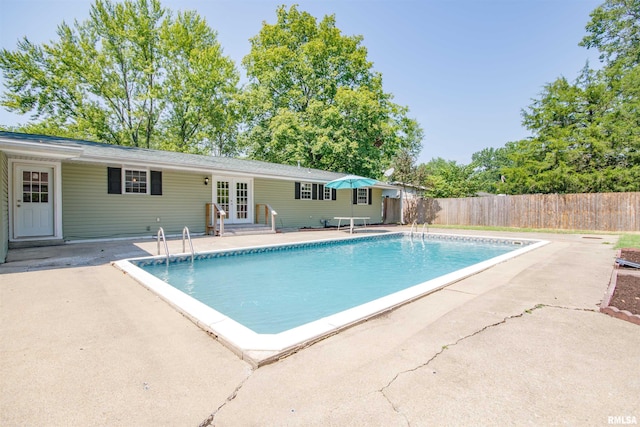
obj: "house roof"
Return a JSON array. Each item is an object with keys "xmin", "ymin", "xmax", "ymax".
[{"xmin": 0, "ymin": 131, "xmax": 389, "ymax": 185}]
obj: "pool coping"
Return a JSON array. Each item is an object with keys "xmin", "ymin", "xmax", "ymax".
[{"xmin": 113, "ymin": 232, "xmax": 549, "ymax": 367}]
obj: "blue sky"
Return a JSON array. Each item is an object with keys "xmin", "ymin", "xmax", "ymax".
[{"xmin": 0, "ymin": 0, "xmax": 603, "ymax": 164}]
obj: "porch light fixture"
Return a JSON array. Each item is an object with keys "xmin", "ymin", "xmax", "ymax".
[{"xmin": 204, "ymin": 177, "xmax": 209, "ymax": 185}]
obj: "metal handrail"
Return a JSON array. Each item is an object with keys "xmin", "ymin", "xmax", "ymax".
[
  {"xmin": 182, "ymin": 226, "xmax": 194, "ymax": 262},
  {"xmin": 255, "ymin": 203, "xmax": 278, "ymax": 233},
  {"xmin": 409, "ymin": 220, "xmax": 417, "ymax": 239},
  {"xmin": 157, "ymin": 227, "xmax": 170, "ymax": 266},
  {"xmin": 421, "ymin": 222, "xmax": 429, "ymax": 239}
]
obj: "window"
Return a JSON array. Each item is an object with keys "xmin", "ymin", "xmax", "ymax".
[
  {"xmin": 300, "ymin": 182, "xmax": 312, "ymax": 200},
  {"xmin": 357, "ymin": 188, "xmax": 369, "ymax": 204},
  {"xmin": 323, "ymin": 186, "xmax": 332, "ymax": 201},
  {"xmin": 125, "ymin": 169, "xmax": 147, "ymax": 194},
  {"xmin": 108, "ymin": 167, "xmax": 162, "ymax": 195},
  {"xmin": 295, "ymin": 182, "xmax": 335, "ymax": 200}
]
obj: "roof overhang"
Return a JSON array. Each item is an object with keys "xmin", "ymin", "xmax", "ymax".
[
  {"xmin": 0, "ymin": 138, "xmax": 84, "ymax": 159},
  {"xmin": 70, "ymin": 153, "xmax": 332, "ymax": 182},
  {"xmin": 0, "ymin": 134, "xmax": 397, "ymax": 187}
]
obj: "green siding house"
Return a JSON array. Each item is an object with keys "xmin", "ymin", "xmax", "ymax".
[{"xmin": 0, "ymin": 131, "xmax": 394, "ymax": 263}]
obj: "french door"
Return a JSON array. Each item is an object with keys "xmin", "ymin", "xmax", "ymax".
[{"xmin": 214, "ymin": 178, "xmax": 252, "ymax": 224}]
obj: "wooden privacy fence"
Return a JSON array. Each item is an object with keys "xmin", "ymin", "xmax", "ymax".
[{"xmin": 406, "ymin": 192, "xmax": 639, "ymax": 232}]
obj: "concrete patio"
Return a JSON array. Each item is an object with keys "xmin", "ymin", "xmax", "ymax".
[{"xmin": 1, "ymin": 228, "xmax": 638, "ymax": 426}]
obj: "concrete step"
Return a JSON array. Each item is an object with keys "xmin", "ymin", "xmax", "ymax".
[{"xmin": 221, "ymin": 224, "xmax": 276, "ymax": 236}]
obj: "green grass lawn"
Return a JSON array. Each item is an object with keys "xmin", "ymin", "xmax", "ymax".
[
  {"xmin": 427, "ymin": 224, "xmax": 601, "ymax": 235},
  {"xmin": 616, "ymin": 234, "xmax": 640, "ymax": 249},
  {"xmin": 425, "ymin": 224, "xmax": 640, "ymax": 249}
]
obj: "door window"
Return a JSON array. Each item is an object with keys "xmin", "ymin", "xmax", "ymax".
[
  {"xmin": 236, "ymin": 182, "xmax": 248, "ymax": 220},
  {"xmin": 217, "ymin": 181, "xmax": 230, "ymax": 213},
  {"xmin": 22, "ymin": 171, "xmax": 49, "ymax": 203}
]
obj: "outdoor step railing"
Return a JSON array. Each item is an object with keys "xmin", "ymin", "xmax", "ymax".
[
  {"xmin": 255, "ymin": 203, "xmax": 278, "ymax": 233},
  {"xmin": 205, "ymin": 202, "xmax": 226, "ymax": 236}
]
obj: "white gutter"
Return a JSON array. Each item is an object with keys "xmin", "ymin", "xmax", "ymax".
[
  {"xmin": 0, "ymin": 139, "xmax": 84, "ymax": 159},
  {"xmin": 0, "ymin": 137, "xmax": 396, "ymax": 187}
]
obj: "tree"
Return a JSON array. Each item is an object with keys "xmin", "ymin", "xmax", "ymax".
[
  {"xmin": 158, "ymin": 10, "xmax": 239, "ymax": 154},
  {"xmin": 0, "ymin": 0, "xmax": 239, "ymax": 153},
  {"xmin": 580, "ymin": 0, "xmax": 640, "ymax": 69},
  {"xmin": 387, "ymin": 148, "xmax": 424, "ymax": 198},
  {"xmin": 239, "ymin": 5, "xmax": 422, "ymax": 177},
  {"xmin": 458, "ymin": 0, "xmax": 640, "ymax": 195},
  {"xmin": 470, "ymin": 145, "xmax": 513, "ymax": 194},
  {"xmin": 500, "ymin": 69, "xmax": 604, "ymax": 194},
  {"xmin": 417, "ymin": 158, "xmax": 479, "ymax": 198},
  {"xmin": 389, "ymin": 149, "xmax": 418, "ymax": 185}
]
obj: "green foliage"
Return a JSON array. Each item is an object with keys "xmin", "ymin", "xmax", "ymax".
[
  {"xmin": 239, "ymin": 5, "xmax": 422, "ymax": 177},
  {"xmin": 0, "ymin": 0, "xmax": 239, "ymax": 153},
  {"xmin": 498, "ymin": 60, "xmax": 640, "ymax": 194},
  {"xmin": 158, "ymin": 10, "xmax": 239, "ymax": 155},
  {"xmin": 418, "ymin": 158, "xmax": 479, "ymax": 198},
  {"xmin": 389, "ymin": 149, "xmax": 418, "ymax": 185},
  {"xmin": 470, "ymin": 145, "xmax": 513, "ymax": 193},
  {"xmin": 580, "ymin": 0, "xmax": 640, "ymax": 69},
  {"xmin": 486, "ymin": 0, "xmax": 640, "ymax": 195}
]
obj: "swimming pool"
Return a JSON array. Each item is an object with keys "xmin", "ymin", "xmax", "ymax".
[{"xmin": 115, "ymin": 232, "xmax": 547, "ymax": 365}]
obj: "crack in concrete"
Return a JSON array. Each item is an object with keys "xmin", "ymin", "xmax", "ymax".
[
  {"xmin": 198, "ymin": 369, "xmax": 253, "ymax": 427},
  {"xmin": 197, "ymin": 304, "xmax": 598, "ymax": 426},
  {"xmin": 377, "ymin": 303, "xmax": 555, "ymax": 424},
  {"xmin": 544, "ymin": 303, "xmax": 600, "ymax": 313}
]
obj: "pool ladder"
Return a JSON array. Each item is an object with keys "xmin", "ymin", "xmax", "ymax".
[
  {"xmin": 409, "ymin": 221, "xmax": 429, "ymax": 240},
  {"xmin": 157, "ymin": 226, "xmax": 195, "ymax": 265},
  {"xmin": 182, "ymin": 226, "xmax": 194, "ymax": 262}
]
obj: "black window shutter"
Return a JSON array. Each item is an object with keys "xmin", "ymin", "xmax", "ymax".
[
  {"xmin": 107, "ymin": 167, "xmax": 122, "ymax": 194},
  {"xmin": 332, "ymin": 189, "xmax": 337, "ymax": 201},
  {"xmin": 368, "ymin": 188, "xmax": 373, "ymax": 205},
  {"xmin": 151, "ymin": 171, "xmax": 162, "ymax": 195},
  {"xmin": 294, "ymin": 182, "xmax": 301, "ymax": 199},
  {"xmin": 312, "ymin": 184, "xmax": 318, "ymax": 200},
  {"xmin": 352, "ymin": 188, "xmax": 357, "ymax": 204},
  {"xmin": 318, "ymin": 184, "xmax": 325, "ymax": 200}
]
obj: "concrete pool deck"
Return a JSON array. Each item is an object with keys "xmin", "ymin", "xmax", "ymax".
[{"xmin": 1, "ymin": 228, "xmax": 639, "ymax": 425}]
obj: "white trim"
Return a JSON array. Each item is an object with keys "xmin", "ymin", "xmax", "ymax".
[
  {"xmin": 299, "ymin": 182, "xmax": 312, "ymax": 200},
  {"xmin": 0, "ymin": 138, "xmax": 83, "ymax": 159},
  {"xmin": 8, "ymin": 159, "xmax": 63, "ymax": 241},
  {"xmin": 122, "ymin": 166, "xmax": 150, "ymax": 195},
  {"xmin": 213, "ymin": 176, "xmax": 254, "ymax": 224},
  {"xmin": 323, "ymin": 186, "xmax": 332, "ymax": 201},
  {"xmin": 356, "ymin": 188, "xmax": 369, "ymax": 205}
]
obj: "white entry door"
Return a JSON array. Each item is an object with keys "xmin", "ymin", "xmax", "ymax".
[
  {"xmin": 13, "ymin": 165, "xmax": 55, "ymax": 238},
  {"xmin": 215, "ymin": 178, "xmax": 252, "ymax": 224}
]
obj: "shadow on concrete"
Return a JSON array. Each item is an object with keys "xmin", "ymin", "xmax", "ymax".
[{"xmin": 0, "ymin": 240, "xmax": 153, "ymax": 274}]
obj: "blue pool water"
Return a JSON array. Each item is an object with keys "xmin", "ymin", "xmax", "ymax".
[{"xmin": 140, "ymin": 235, "xmax": 520, "ymax": 334}]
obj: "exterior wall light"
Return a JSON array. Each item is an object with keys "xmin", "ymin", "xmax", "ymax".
[{"xmin": 204, "ymin": 177, "xmax": 209, "ymax": 185}]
